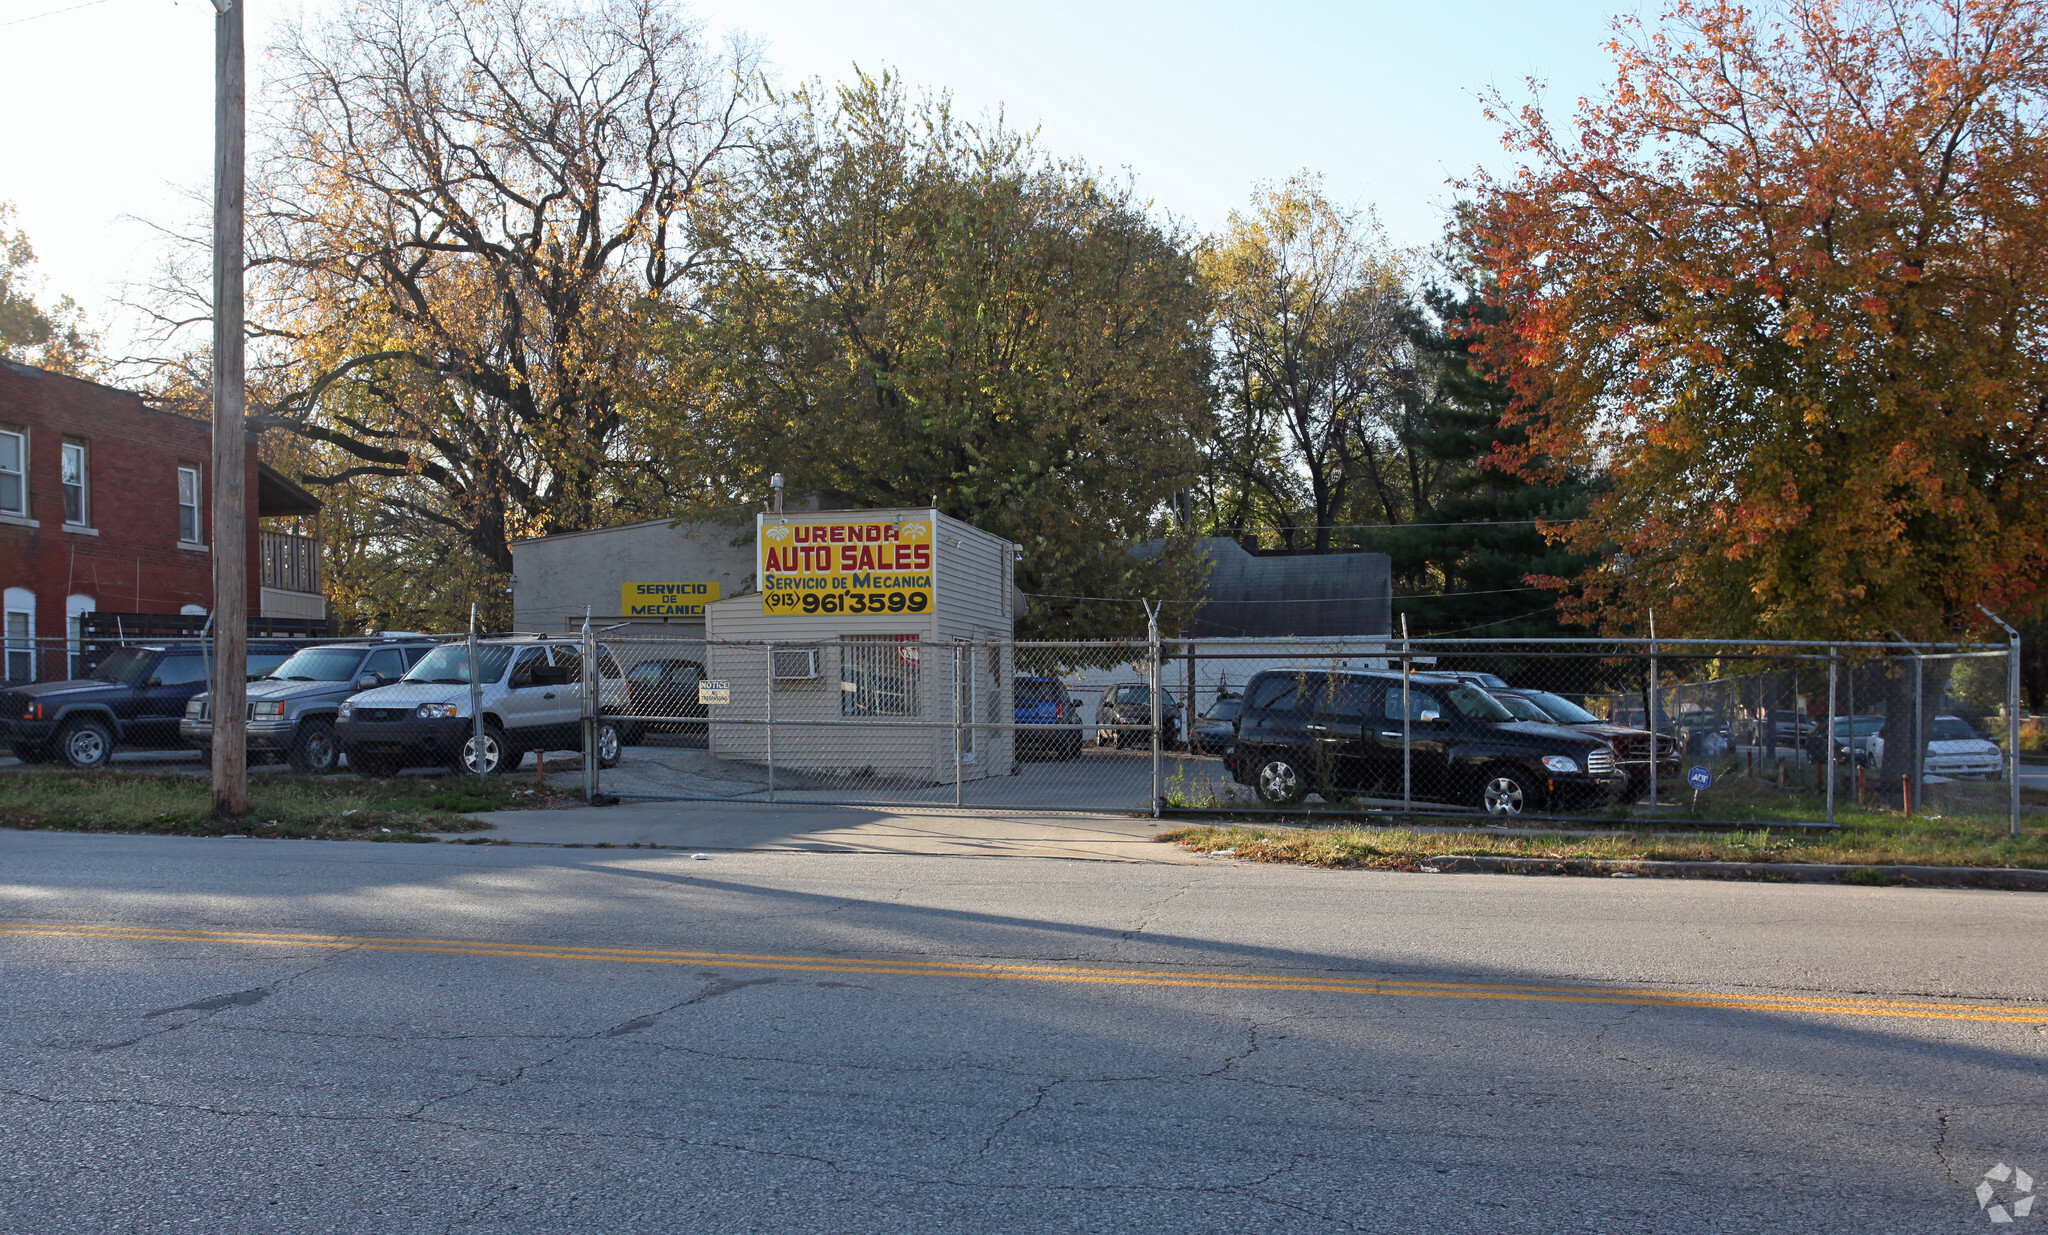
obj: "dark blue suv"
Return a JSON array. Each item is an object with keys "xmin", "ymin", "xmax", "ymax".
[{"xmin": 1, "ymin": 641, "xmax": 297, "ymax": 769}]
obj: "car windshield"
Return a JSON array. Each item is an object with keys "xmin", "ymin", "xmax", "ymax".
[
  {"xmin": 1016, "ymin": 679, "xmax": 1066, "ymax": 704},
  {"xmin": 1446, "ymin": 685, "xmax": 1514, "ymax": 722},
  {"xmin": 627, "ymin": 661, "xmax": 669, "ymax": 685},
  {"xmin": 90, "ymin": 647, "xmax": 158, "ymax": 685},
  {"xmin": 1526, "ymin": 691, "xmax": 1601, "ymax": 725},
  {"xmin": 1497, "ymin": 695, "xmax": 1555, "ymax": 723},
  {"xmin": 1834, "ymin": 716, "xmax": 1886, "ymax": 736},
  {"xmin": 1933, "ymin": 717, "xmax": 1979, "ymax": 742},
  {"xmin": 266, "ymin": 647, "xmax": 364, "ymax": 682},
  {"xmin": 404, "ymin": 643, "xmax": 515, "ymax": 685},
  {"xmin": 1120, "ymin": 686, "xmax": 1179, "ymax": 706},
  {"xmin": 1204, "ymin": 699, "xmax": 1241, "ymax": 721}
]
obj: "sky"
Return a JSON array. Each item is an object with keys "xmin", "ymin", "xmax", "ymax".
[{"xmin": 0, "ymin": 0, "xmax": 1631, "ymax": 336}]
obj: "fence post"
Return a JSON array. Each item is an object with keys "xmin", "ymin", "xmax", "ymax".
[
  {"xmin": 954, "ymin": 643, "xmax": 964, "ymax": 808},
  {"xmin": 1148, "ymin": 603, "xmax": 1162, "ymax": 819},
  {"xmin": 1401, "ymin": 616, "xmax": 1412, "ymax": 820},
  {"xmin": 1647, "ymin": 610, "xmax": 1659, "ymax": 810},
  {"xmin": 580, "ymin": 609, "xmax": 597, "ymax": 805},
  {"xmin": 1826, "ymin": 646, "xmax": 1837, "ymax": 825},
  {"xmin": 765, "ymin": 640, "xmax": 776, "ymax": 805},
  {"xmin": 1913, "ymin": 643, "xmax": 1924, "ymax": 815},
  {"xmin": 468, "ymin": 605, "xmax": 484, "ymax": 784},
  {"xmin": 1845, "ymin": 655, "xmax": 1856, "ymax": 801},
  {"xmin": 1981, "ymin": 606, "xmax": 2024, "ymax": 839}
]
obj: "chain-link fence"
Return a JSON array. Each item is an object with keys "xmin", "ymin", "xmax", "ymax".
[{"xmin": 2, "ymin": 625, "xmax": 2029, "ymax": 835}]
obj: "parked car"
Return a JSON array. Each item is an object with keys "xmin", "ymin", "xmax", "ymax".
[
  {"xmin": 1094, "ymin": 682, "xmax": 1181, "ymax": 749},
  {"xmin": 181, "ymin": 637, "xmax": 440, "ymax": 772},
  {"xmin": 1225, "ymin": 669, "xmax": 1623, "ymax": 815},
  {"xmin": 335, "ymin": 636, "xmax": 627, "ymax": 776},
  {"xmin": 1189, "ymin": 694, "xmax": 1243, "ymax": 756},
  {"xmin": 1868, "ymin": 715, "xmax": 2006, "ymax": 778},
  {"xmin": 1675, "ymin": 709, "xmax": 1731, "ymax": 757},
  {"xmin": 1014, "ymin": 676, "xmax": 1082, "ymax": 761},
  {"xmin": 620, "ymin": 657, "xmax": 708, "ymax": 744},
  {"xmin": 0, "ymin": 641, "xmax": 297, "ymax": 769},
  {"xmin": 1489, "ymin": 687, "xmax": 1680, "ymax": 802},
  {"xmin": 1429, "ymin": 669, "xmax": 1511, "ymax": 690},
  {"xmin": 1819, "ymin": 714, "xmax": 1887, "ymax": 766},
  {"xmin": 1733, "ymin": 708, "xmax": 1816, "ymax": 749}
]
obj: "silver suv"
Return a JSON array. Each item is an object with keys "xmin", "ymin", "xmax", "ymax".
[
  {"xmin": 334, "ymin": 636, "xmax": 627, "ymax": 777},
  {"xmin": 182, "ymin": 638, "xmax": 440, "ymax": 772}
]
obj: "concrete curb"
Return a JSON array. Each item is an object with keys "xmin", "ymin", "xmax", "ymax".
[{"xmin": 1414, "ymin": 854, "xmax": 2048, "ymax": 890}]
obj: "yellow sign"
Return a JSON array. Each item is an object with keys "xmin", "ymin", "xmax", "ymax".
[
  {"xmin": 760, "ymin": 517, "xmax": 934, "ymax": 616},
  {"xmin": 621, "ymin": 581, "xmax": 722, "ymax": 619}
]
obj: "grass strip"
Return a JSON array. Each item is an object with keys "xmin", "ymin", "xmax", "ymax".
[
  {"xmin": 1160, "ymin": 777, "xmax": 2048, "ymax": 874},
  {"xmin": 0, "ymin": 770, "xmax": 576, "ymax": 840}
]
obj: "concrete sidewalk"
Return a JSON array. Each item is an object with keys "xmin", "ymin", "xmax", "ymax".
[{"xmin": 466, "ymin": 799, "xmax": 1204, "ymax": 862}]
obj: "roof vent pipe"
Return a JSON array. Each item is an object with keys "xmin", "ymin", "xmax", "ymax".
[{"xmin": 770, "ymin": 473, "xmax": 784, "ymax": 515}]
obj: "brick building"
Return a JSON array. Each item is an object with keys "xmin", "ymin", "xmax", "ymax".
[{"xmin": 0, "ymin": 359, "xmax": 325, "ymax": 683}]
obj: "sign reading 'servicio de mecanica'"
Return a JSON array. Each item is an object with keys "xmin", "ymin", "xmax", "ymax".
[
  {"xmin": 621, "ymin": 581, "xmax": 722, "ymax": 618},
  {"xmin": 759, "ymin": 516, "xmax": 933, "ymax": 616}
]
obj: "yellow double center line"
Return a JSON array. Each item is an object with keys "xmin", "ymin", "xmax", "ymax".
[{"xmin": 2, "ymin": 921, "xmax": 2043, "ymax": 1025}]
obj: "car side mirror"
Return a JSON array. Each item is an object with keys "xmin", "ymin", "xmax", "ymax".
[
  {"xmin": 357, "ymin": 675, "xmax": 381, "ymax": 691},
  {"xmin": 1419, "ymin": 710, "xmax": 1442, "ymax": 724},
  {"xmin": 143, "ymin": 677, "xmax": 162, "ymax": 689}
]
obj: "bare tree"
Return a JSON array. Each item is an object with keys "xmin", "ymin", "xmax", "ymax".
[
  {"xmin": 1199, "ymin": 175, "xmax": 1415, "ymax": 551},
  {"xmin": 137, "ymin": 0, "xmax": 756, "ymax": 593}
]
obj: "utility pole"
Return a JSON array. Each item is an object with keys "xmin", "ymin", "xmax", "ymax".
[{"xmin": 209, "ymin": 0, "xmax": 248, "ymax": 818}]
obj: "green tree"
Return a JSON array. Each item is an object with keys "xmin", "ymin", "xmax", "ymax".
[
  {"xmin": 654, "ymin": 73, "xmax": 1212, "ymax": 636},
  {"xmin": 0, "ymin": 203, "xmax": 92, "ymax": 374}
]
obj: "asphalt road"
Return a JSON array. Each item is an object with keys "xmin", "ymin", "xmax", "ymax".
[{"xmin": 3, "ymin": 831, "xmax": 2046, "ymax": 1233}]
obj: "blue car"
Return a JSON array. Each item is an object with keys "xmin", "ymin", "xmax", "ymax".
[{"xmin": 1014, "ymin": 676, "xmax": 1082, "ymax": 761}]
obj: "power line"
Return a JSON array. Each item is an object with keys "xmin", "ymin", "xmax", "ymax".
[
  {"xmin": 1220, "ymin": 518, "xmax": 1585, "ymax": 533},
  {"xmin": 0, "ymin": 0, "xmax": 111, "ymax": 28},
  {"xmin": 1023, "ymin": 584, "xmax": 1557, "ymax": 606}
]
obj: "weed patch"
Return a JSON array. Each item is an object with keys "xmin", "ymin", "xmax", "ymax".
[{"xmin": 0, "ymin": 770, "xmax": 573, "ymax": 841}]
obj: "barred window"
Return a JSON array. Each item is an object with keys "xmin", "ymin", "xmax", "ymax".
[{"xmin": 841, "ymin": 634, "xmax": 920, "ymax": 716}]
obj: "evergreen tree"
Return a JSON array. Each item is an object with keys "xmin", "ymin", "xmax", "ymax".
[{"xmin": 1384, "ymin": 283, "xmax": 1594, "ymax": 638}]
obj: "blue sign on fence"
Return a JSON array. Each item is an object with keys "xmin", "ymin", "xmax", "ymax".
[{"xmin": 1687, "ymin": 765, "xmax": 1713, "ymax": 791}]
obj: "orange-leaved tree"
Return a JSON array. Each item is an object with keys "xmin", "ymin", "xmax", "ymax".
[{"xmin": 1469, "ymin": 0, "xmax": 2048, "ymax": 644}]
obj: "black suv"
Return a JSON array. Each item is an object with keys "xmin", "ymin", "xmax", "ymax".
[
  {"xmin": 1225, "ymin": 669, "xmax": 1624, "ymax": 816},
  {"xmin": 0, "ymin": 641, "xmax": 297, "ymax": 769}
]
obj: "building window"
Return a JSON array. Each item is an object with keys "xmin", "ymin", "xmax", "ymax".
[
  {"xmin": 841, "ymin": 634, "xmax": 920, "ymax": 717},
  {"xmin": 0, "ymin": 428, "xmax": 24, "ymax": 517},
  {"xmin": 177, "ymin": 465, "xmax": 202, "ymax": 544},
  {"xmin": 3, "ymin": 587, "xmax": 33, "ymax": 683},
  {"xmin": 61, "ymin": 440, "xmax": 87, "ymax": 525},
  {"xmin": 66, "ymin": 594, "xmax": 93, "ymax": 679}
]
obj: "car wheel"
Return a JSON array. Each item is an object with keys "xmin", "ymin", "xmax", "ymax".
[
  {"xmin": 349, "ymin": 750, "xmax": 404, "ymax": 778},
  {"xmin": 1061, "ymin": 732, "xmax": 1082, "ymax": 761},
  {"xmin": 461, "ymin": 724, "xmax": 510, "ymax": 776},
  {"xmin": 1254, "ymin": 754, "xmax": 1308, "ymax": 805},
  {"xmin": 1479, "ymin": 766, "xmax": 1540, "ymax": 817},
  {"xmin": 289, "ymin": 719, "xmax": 342, "ymax": 774},
  {"xmin": 56, "ymin": 717, "xmax": 114, "ymax": 770},
  {"xmin": 620, "ymin": 721, "xmax": 644, "ymax": 746},
  {"xmin": 596, "ymin": 720, "xmax": 623, "ymax": 769}
]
